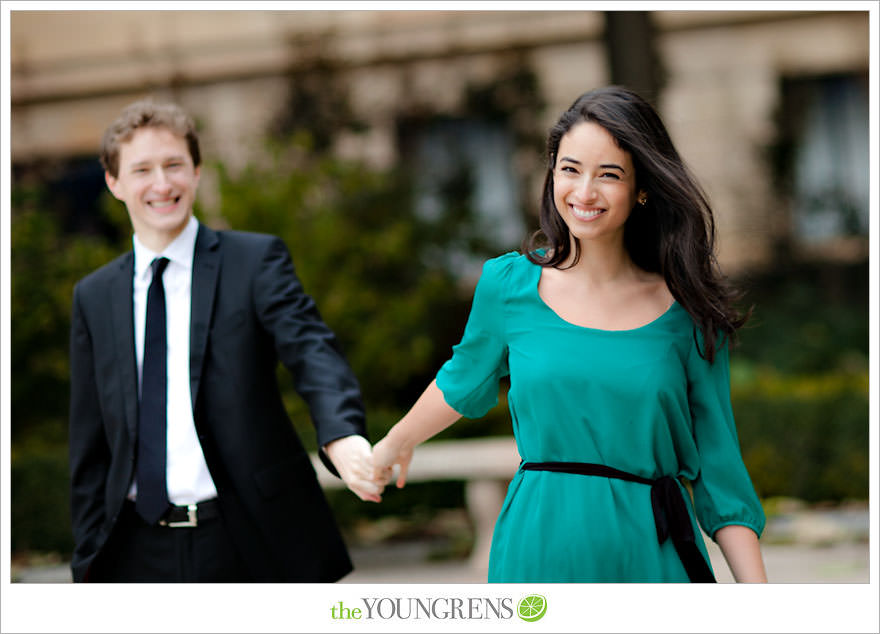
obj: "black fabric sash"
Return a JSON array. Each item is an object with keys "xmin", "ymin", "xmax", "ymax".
[{"xmin": 521, "ymin": 461, "xmax": 716, "ymax": 583}]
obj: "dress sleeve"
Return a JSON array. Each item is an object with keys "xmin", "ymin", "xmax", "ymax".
[
  {"xmin": 687, "ymin": 334, "xmax": 766, "ymax": 540},
  {"xmin": 435, "ymin": 254, "xmax": 513, "ymax": 419}
]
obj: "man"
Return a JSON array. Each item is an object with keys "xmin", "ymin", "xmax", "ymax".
[{"xmin": 68, "ymin": 100, "xmax": 380, "ymax": 582}]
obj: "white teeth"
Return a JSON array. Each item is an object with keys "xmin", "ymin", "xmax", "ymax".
[
  {"xmin": 572, "ymin": 207, "xmax": 604, "ymax": 220},
  {"xmin": 149, "ymin": 200, "xmax": 175, "ymax": 208}
]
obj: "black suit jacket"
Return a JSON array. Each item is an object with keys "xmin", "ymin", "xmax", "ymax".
[{"xmin": 68, "ymin": 224, "xmax": 366, "ymax": 582}]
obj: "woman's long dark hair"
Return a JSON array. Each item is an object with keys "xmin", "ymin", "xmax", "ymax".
[{"xmin": 525, "ymin": 86, "xmax": 750, "ymax": 362}]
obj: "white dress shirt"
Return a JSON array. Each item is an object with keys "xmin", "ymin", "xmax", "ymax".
[{"xmin": 129, "ymin": 215, "xmax": 218, "ymax": 505}]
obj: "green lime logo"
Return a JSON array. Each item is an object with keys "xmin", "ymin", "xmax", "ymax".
[{"xmin": 517, "ymin": 594, "xmax": 547, "ymax": 622}]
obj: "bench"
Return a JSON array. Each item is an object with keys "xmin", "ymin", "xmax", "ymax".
[{"xmin": 310, "ymin": 436, "xmax": 521, "ymax": 572}]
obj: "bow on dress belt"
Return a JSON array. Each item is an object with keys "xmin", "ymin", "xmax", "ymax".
[{"xmin": 520, "ymin": 461, "xmax": 716, "ymax": 583}]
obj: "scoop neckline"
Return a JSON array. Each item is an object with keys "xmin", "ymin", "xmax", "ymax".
[{"xmin": 530, "ymin": 258, "xmax": 680, "ymax": 333}]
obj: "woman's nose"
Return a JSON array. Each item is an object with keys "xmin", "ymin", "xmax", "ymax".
[{"xmin": 574, "ymin": 176, "xmax": 597, "ymax": 201}]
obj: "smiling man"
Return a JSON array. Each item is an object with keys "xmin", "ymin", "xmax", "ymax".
[{"xmin": 68, "ymin": 100, "xmax": 380, "ymax": 582}]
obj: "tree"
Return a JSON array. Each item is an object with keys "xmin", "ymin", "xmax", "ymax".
[{"xmin": 214, "ymin": 135, "xmax": 494, "ymax": 436}]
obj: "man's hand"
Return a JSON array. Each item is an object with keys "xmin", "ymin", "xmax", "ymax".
[{"xmin": 324, "ymin": 435, "xmax": 383, "ymax": 503}]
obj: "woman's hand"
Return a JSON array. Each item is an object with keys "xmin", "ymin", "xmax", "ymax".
[
  {"xmin": 372, "ymin": 430, "xmax": 414, "ymax": 491},
  {"xmin": 370, "ymin": 380, "xmax": 463, "ymax": 498}
]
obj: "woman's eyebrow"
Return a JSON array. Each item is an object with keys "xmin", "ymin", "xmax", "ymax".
[{"xmin": 558, "ymin": 157, "xmax": 627, "ymax": 174}]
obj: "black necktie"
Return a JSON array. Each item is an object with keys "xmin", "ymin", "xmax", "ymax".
[{"xmin": 136, "ymin": 256, "xmax": 171, "ymax": 524}]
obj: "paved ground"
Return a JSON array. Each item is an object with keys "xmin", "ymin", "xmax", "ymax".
[
  {"xmin": 9, "ymin": 540, "xmax": 871, "ymax": 584},
  {"xmin": 11, "ymin": 505, "xmax": 871, "ymax": 584},
  {"xmin": 340, "ymin": 540, "xmax": 871, "ymax": 584}
]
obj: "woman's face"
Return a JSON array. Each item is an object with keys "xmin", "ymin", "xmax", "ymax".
[{"xmin": 552, "ymin": 120, "xmax": 642, "ymax": 247}]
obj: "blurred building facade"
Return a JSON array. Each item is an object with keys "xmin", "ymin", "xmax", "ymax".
[{"xmin": 10, "ymin": 9, "xmax": 870, "ymax": 273}]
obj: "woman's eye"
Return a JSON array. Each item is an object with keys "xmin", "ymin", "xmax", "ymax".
[{"xmin": 600, "ymin": 172, "xmax": 621, "ymax": 180}]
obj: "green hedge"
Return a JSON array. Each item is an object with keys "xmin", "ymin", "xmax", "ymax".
[
  {"xmin": 11, "ymin": 438, "xmax": 74, "ymax": 555},
  {"xmin": 731, "ymin": 367, "xmax": 868, "ymax": 502},
  {"xmin": 11, "ymin": 367, "xmax": 868, "ymax": 557}
]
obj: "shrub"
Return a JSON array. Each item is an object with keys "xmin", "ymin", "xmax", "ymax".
[
  {"xmin": 731, "ymin": 367, "xmax": 868, "ymax": 502},
  {"xmin": 11, "ymin": 440, "xmax": 74, "ymax": 555}
]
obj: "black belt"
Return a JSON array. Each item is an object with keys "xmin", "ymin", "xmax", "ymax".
[
  {"xmin": 127, "ymin": 498, "xmax": 221, "ymax": 528},
  {"xmin": 521, "ymin": 461, "xmax": 715, "ymax": 583}
]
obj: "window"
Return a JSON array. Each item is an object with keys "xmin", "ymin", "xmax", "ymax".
[
  {"xmin": 403, "ymin": 117, "xmax": 525, "ymax": 278},
  {"xmin": 782, "ymin": 74, "xmax": 869, "ymax": 244}
]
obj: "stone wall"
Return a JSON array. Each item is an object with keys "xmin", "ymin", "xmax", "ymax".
[{"xmin": 10, "ymin": 9, "xmax": 870, "ymax": 271}]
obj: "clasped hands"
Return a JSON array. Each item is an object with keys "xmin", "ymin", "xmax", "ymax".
[{"xmin": 323, "ymin": 433, "xmax": 411, "ymax": 503}]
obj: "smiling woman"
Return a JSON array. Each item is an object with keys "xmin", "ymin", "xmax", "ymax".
[
  {"xmin": 527, "ymin": 87, "xmax": 748, "ymax": 360},
  {"xmin": 539, "ymin": 119, "xmax": 667, "ymax": 331},
  {"xmin": 371, "ymin": 86, "xmax": 768, "ymax": 584},
  {"xmin": 552, "ymin": 121, "xmax": 640, "ymax": 242}
]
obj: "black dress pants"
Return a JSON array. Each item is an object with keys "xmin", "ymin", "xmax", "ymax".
[{"xmin": 89, "ymin": 501, "xmax": 250, "ymax": 582}]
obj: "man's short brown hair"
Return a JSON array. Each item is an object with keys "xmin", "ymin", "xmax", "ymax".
[{"xmin": 100, "ymin": 100, "xmax": 201, "ymax": 177}]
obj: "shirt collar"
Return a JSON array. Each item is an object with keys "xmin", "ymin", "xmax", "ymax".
[{"xmin": 133, "ymin": 215, "xmax": 200, "ymax": 279}]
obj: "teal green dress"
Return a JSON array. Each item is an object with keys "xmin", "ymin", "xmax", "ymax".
[{"xmin": 435, "ymin": 252, "xmax": 765, "ymax": 583}]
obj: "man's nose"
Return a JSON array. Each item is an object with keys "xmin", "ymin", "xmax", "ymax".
[{"xmin": 153, "ymin": 169, "xmax": 171, "ymax": 189}]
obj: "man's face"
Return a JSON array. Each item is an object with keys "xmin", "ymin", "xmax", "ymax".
[{"xmin": 105, "ymin": 126, "xmax": 200, "ymax": 251}]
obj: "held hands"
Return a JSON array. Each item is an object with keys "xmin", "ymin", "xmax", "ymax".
[
  {"xmin": 323, "ymin": 431, "xmax": 412, "ymax": 503},
  {"xmin": 370, "ymin": 382, "xmax": 461, "ymax": 496},
  {"xmin": 371, "ymin": 430, "xmax": 414, "ymax": 493},
  {"xmin": 323, "ymin": 435, "xmax": 383, "ymax": 503},
  {"xmin": 369, "ymin": 381, "xmax": 461, "ymax": 499}
]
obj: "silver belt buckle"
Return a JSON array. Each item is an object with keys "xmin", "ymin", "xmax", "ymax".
[{"xmin": 162, "ymin": 503, "xmax": 198, "ymax": 527}]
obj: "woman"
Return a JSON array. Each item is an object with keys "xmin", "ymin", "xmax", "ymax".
[{"xmin": 372, "ymin": 86, "xmax": 767, "ymax": 583}]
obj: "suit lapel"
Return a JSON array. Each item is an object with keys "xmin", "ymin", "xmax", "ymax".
[
  {"xmin": 110, "ymin": 252, "xmax": 139, "ymax": 442},
  {"xmin": 190, "ymin": 224, "xmax": 221, "ymax": 411}
]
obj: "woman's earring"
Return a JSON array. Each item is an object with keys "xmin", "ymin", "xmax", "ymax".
[{"xmin": 637, "ymin": 193, "xmax": 648, "ymax": 206}]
